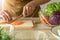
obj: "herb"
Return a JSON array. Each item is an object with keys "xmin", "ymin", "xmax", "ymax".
[{"xmin": 0, "ymin": 27, "xmax": 11, "ymax": 40}]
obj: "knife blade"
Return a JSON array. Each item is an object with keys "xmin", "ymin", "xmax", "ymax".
[{"xmin": 8, "ymin": 14, "xmax": 24, "ymax": 23}]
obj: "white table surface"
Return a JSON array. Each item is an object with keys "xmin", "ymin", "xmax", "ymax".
[
  {"xmin": 0, "ymin": 18, "xmax": 58, "ymax": 40},
  {"xmin": 13, "ymin": 18, "xmax": 57, "ymax": 40}
]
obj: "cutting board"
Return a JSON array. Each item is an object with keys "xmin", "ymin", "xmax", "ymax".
[{"xmin": 12, "ymin": 20, "xmax": 34, "ymax": 29}]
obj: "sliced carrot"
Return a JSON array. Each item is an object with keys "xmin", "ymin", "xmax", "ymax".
[
  {"xmin": 0, "ymin": 22, "xmax": 7, "ymax": 24},
  {"xmin": 11, "ymin": 20, "xmax": 24, "ymax": 25}
]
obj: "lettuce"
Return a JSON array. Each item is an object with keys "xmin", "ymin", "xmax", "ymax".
[
  {"xmin": 45, "ymin": 2, "xmax": 60, "ymax": 16},
  {"xmin": 0, "ymin": 27, "xmax": 11, "ymax": 40}
]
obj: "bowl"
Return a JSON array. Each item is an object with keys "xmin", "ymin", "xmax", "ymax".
[
  {"xmin": 51, "ymin": 26, "xmax": 60, "ymax": 40},
  {"xmin": 39, "ymin": 2, "xmax": 60, "ymax": 27}
]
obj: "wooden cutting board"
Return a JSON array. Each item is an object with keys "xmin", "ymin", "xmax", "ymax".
[{"xmin": 12, "ymin": 20, "xmax": 34, "ymax": 29}]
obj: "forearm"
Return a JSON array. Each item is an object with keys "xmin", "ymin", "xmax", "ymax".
[{"xmin": 31, "ymin": 0, "xmax": 50, "ymax": 7}]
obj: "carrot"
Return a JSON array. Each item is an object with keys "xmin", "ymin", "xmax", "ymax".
[
  {"xmin": 40, "ymin": 16, "xmax": 46, "ymax": 24},
  {"xmin": 40, "ymin": 14, "xmax": 51, "ymax": 25},
  {"xmin": 0, "ymin": 22, "xmax": 7, "ymax": 24},
  {"xmin": 11, "ymin": 20, "xmax": 24, "ymax": 25}
]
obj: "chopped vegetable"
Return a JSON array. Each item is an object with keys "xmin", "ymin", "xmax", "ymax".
[
  {"xmin": 0, "ymin": 22, "xmax": 7, "ymax": 24},
  {"xmin": 0, "ymin": 27, "xmax": 11, "ymax": 40},
  {"xmin": 11, "ymin": 20, "xmax": 24, "ymax": 25},
  {"xmin": 49, "ymin": 11, "xmax": 60, "ymax": 25}
]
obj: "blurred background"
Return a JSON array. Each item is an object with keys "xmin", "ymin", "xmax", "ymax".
[
  {"xmin": 0, "ymin": 0, "xmax": 2, "ymax": 11},
  {"xmin": 0, "ymin": 0, "xmax": 60, "ymax": 11}
]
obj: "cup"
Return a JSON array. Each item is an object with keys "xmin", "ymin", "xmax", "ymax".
[{"xmin": 51, "ymin": 26, "xmax": 60, "ymax": 40}]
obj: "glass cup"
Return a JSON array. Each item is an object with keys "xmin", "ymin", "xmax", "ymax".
[{"xmin": 51, "ymin": 26, "xmax": 60, "ymax": 40}]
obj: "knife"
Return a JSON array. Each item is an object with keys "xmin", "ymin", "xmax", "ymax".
[{"xmin": 8, "ymin": 14, "xmax": 24, "ymax": 23}]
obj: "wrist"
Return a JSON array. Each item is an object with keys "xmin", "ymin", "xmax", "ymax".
[
  {"xmin": 32, "ymin": 0, "xmax": 50, "ymax": 6},
  {"xmin": 29, "ymin": 1, "xmax": 38, "ymax": 7},
  {"xmin": 31, "ymin": 0, "xmax": 40, "ymax": 7}
]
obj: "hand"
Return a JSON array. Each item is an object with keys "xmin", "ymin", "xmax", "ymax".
[
  {"xmin": 22, "ymin": 1, "xmax": 36, "ymax": 17},
  {"xmin": 0, "ymin": 10, "xmax": 12, "ymax": 22}
]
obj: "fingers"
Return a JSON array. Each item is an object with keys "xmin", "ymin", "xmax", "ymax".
[
  {"xmin": 4, "ymin": 10, "xmax": 12, "ymax": 21},
  {"xmin": 0, "ymin": 13, "xmax": 8, "ymax": 22},
  {"xmin": 26, "ymin": 7, "xmax": 31, "ymax": 16},
  {"xmin": 2, "ymin": 11, "xmax": 10, "ymax": 21},
  {"xmin": 2, "ymin": 11, "xmax": 9, "ymax": 22},
  {"xmin": 22, "ymin": 7, "xmax": 27, "ymax": 17},
  {"xmin": 0, "ymin": 10, "xmax": 12, "ymax": 22},
  {"xmin": 0, "ymin": 15, "xmax": 5, "ymax": 21},
  {"xmin": 22, "ymin": 6, "xmax": 33, "ymax": 17}
]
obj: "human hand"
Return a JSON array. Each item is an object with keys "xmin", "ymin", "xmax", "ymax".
[
  {"xmin": 0, "ymin": 10, "xmax": 12, "ymax": 22},
  {"xmin": 22, "ymin": 1, "xmax": 36, "ymax": 17}
]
